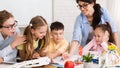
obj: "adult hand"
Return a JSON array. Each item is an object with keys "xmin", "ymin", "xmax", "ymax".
[
  {"xmin": 62, "ymin": 52, "xmax": 70, "ymax": 60},
  {"xmin": 11, "ymin": 33, "xmax": 26, "ymax": 49},
  {"xmin": 0, "ymin": 57, "xmax": 4, "ymax": 64}
]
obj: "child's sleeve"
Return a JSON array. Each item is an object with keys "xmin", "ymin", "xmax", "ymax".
[
  {"xmin": 101, "ymin": 42, "xmax": 108, "ymax": 51},
  {"xmin": 83, "ymin": 38, "xmax": 97, "ymax": 55}
]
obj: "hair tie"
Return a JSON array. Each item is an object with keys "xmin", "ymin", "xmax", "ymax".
[{"xmin": 29, "ymin": 24, "xmax": 32, "ymax": 27}]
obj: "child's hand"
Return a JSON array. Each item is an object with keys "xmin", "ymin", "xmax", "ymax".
[
  {"xmin": 62, "ymin": 52, "xmax": 70, "ymax": 60},
  {"xmin": 102, "ymin": 31, "xmax": 109, "ymax": 43},
  {"xmin": 32, "ymin": 52, "xmax": 40, "ymax": 59}
]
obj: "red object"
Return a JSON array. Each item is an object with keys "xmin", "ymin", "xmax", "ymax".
[
  {"xmin": 64, "ymin": 61, "xmax": 74, "ymax": 68},
  {"xmin": 78, "ymin": 46, "xmax": 83, "ymax": 56}
]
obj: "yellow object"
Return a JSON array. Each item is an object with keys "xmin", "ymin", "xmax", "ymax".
[
  {"xmin": 17, "ymin": 40, "xmax": 39, "ymax": 50},
  {"xmin": 99, "ymin": 43, "xmax": 120, "ymax": 67},
  {"xmin": 47, "ymin": 38, "xmax": 69, "ymax": 54},
  {"xmin": 108, "ymin": 43, "xmax": 120, "ymax": 55},
  {"xmin": 108, "ymin": 44, "xmax": 117, "ymax": 50}
]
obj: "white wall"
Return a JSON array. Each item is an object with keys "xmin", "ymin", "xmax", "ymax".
[
  {"xmin": 107, "ymin": 0, "xmax": 120, "ymax": 38},
  {"xmin": 53, "ymin": 0, "xmax": 80, "ymax": 42},
  {"xmin": 0, "ymin": 0, "xmax": 52, "ymax": 27}
]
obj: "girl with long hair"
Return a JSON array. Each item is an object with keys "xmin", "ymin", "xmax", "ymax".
[{"xmin": 17, "ymin": 16, "xmax": 50, "ymax": 61}]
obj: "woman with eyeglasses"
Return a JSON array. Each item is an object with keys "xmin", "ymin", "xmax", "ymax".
[
  {"xmin": 0, "ymin": 10, "xmax": 26, "ymax": 63},
  {"xmin": 62, "ymin": 0, "xmax": 119, "ymax": 59}
]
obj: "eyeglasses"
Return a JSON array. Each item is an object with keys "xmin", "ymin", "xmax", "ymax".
[
  {"xmin": 77, "ymin": 3, "xmax": 89, "ymax": 9},
  {"xmin": 2, "ymin": 20, "xmax": 18, "ymax": 30}
]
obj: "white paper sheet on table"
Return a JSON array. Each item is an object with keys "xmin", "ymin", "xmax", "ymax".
[{"xmin": 12, "ymin": 57, "xmax": 51, "ymax": 68}]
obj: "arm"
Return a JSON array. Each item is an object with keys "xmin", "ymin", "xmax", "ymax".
[
  {"xmin": 47, "ymin": 51, "xmax": 61, "ymax": 59},
  {"xmin": 0, "ymin": 33, "xmax": 25, "ymax": 57},
  {"xmin": 101, "ymin": 42, "xmax": 108, "ymax": 51},
  {"xmin": 83, "ymin": 38, "xmax": 96, "ymax": 55},
  {"xmin": 0, "ymin": 45, "xmax": 14, "ymax": 57},
  {"xmin": 69, "ymin": 40, "xmax": 79, "ymax": 56},
  {"xmin": 70, "ymin": 15, "xmax": 82, "ymax": 56},
  {"xmin": 48, "ymin": 40, "xmax": 69, "ymax": 59},
  {"xmin": 3, "ymin": 49, "xmax": 17, "ymax": 62},
  {"xmin": 62, "ymin": 41, "xmax": 78, "ymax": 60}
]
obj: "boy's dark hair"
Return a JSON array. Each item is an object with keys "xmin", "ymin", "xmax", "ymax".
[{"xmin": 50, "ymin": 21, "xmax": 64, "ymax": 31}]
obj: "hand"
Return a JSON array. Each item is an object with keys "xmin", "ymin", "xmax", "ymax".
[
  {"xmin": 32, "ymin": 52, "xmax": 40, "ymax": 59},
  {"xmin": 0, "ymin": 57, "xmax": 4, "ymax": 64},
  {"xmin": 11, "ymin": 33, "xmax": 26, "ymax": 49},
  {"xmin": 47, "ymin": 53, "xmax": 54, "ymax": 59},
  {"xmin": 102, "ymin": 31, "xmax": 109, "ymax": 43},
  {"xmin": 62, "ymin": 52, "xmax": 70, "ymax": 60}
]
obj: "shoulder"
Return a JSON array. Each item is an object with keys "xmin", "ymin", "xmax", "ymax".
[
  {"xmin": 76, "ymin": 13, "xmax": 85, "ymax": 20},
  {"xmin": 61, "ymin": 39, "xmax": 69, "ymax": 45},
  {"xmin": 101, "ymin": 7, "xmax": 109, "ymax": 15}
]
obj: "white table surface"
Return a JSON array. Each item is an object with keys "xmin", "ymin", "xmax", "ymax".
[
  {"xmin": 0, "ymin": 64, "xmax": 13, "ymax": 68},
  {"xmin": 0, "ymin": 63, "xmax": 99, "ymax": 68},
  {"xmin": 0, "ymin": 55, "xmax": 99, "ymax": 68}
]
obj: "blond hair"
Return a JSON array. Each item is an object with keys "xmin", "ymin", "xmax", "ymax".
[{"xmin": 21, "ymin": 16, "xmax": 50, "ymax": 60}]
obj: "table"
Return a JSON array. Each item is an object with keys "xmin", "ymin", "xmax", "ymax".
[
  {"xmin": 0, "ymin": 63, "xmax": 99, "ymax": 68},
  {"xmin": 0, "ymin": 55, "xmax": 99, "ymax": 68}
]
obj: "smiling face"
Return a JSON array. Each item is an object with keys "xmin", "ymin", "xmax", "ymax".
[
  {"xmin": 31, "ymin": 25, "xmax": 48, "ymax": 40},
  {"xmin": 78, "ymin": 1, "xmax": 94, "ymax": 16},
  {"xmin": 0, "ymin": 17, "xmax": 16, "ymax": 37},
  {"xmin": 51, "ymin": 29, "xmax": 64, "ymax": 43}
]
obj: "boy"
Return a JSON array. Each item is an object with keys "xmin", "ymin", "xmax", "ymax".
[
  {"xmin": 46, "ymin": 21, "xmax": 69, "ymax": 59},
  {"xmin": 0, "ymin": 10, "xmax": 26, "ymax": 63}
]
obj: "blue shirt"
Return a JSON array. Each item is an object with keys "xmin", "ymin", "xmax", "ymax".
[
  {"xmin": 0, "ymin": 27, "xmax": 20, "ymax": 62},
  {"xmin": 72, "ymin": 7, "xmax": 117, "ymax": 47}
]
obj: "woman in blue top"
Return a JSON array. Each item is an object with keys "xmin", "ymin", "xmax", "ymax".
[{"xmin": 68, "ymin": 0, "xmax": 119, "ymax": 56}]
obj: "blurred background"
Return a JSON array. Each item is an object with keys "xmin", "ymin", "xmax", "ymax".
[{"xmin": 0, "ymin": 0, "xmax": 120, "ymax": 42}]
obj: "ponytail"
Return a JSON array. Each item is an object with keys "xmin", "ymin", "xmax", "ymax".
[
  {"xmin": 92, "ymin": 4, "xmax": 102, "ymax": 30},
  {"xmin": 22, "ymin": 25, "xmax": 34, "ymax": 60},
  {"xmin": 106, "ymin": 22, "xmax": 114, "ymax": 43}
]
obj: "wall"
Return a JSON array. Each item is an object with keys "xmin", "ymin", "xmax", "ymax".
[
  {"xmin": 0, "ymin": 0, "xmax": 52, "ymax": 27},
  {"xmin": 53, "ymin": 0, "xmax": 80, "ymax": 42}
]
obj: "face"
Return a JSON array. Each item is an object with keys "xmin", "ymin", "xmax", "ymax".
[
  {"xmin": 51, "ymin": 29, "xmax": 64, "ymax": 43},
  {"xmin": 0, "ymin": 17, "xmax": 17, "ymax": 37},
  {"xmin": 32, "ymin": 25, "xmax": 47, "ymax": 40},
  {"xmin": 78, "ymin": 1, "xmax": 94, "ymax": 16},
  {"xmin": 94, "ymin": 28, "xmax": 105, "ymax": 45}
]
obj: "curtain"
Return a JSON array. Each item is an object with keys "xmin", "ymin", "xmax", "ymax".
[{"xmin": 107, "ymin": 0, "xmax": 120, "ymax": 38}]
